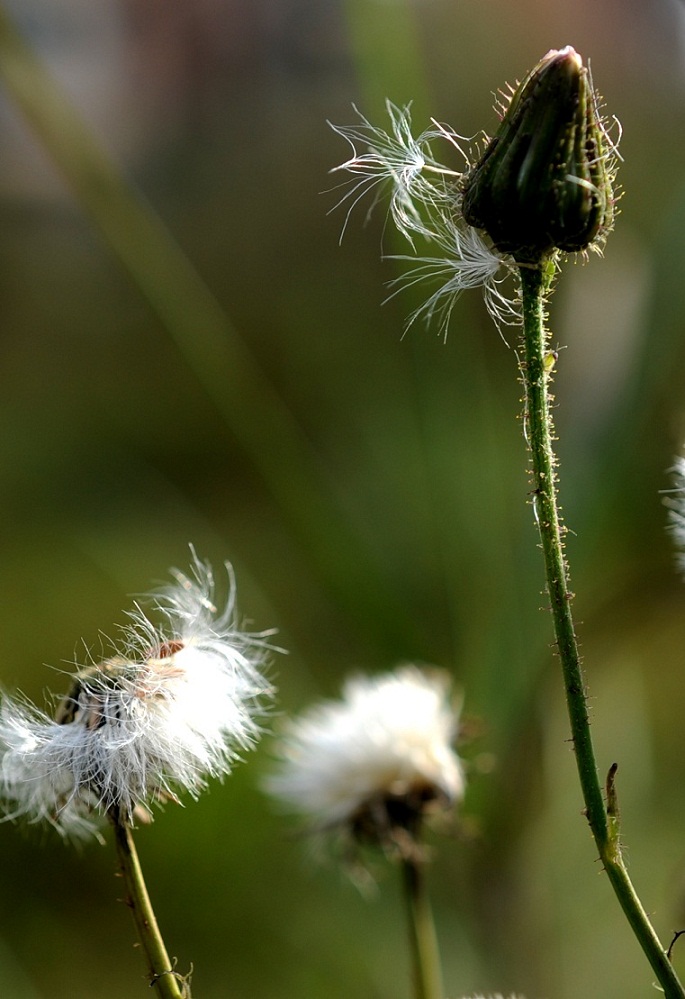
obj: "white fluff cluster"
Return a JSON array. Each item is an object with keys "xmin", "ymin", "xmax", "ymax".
[
  {"xmin": 267, "ymin": 666, "xmax": 464, "ymax": 835},
  {"xmin": 0, "ymin": 556, "xmax": 274, "ymax": 839},
  {"xmin": 329, "ymin": 101, "xmax": 519, "ymax": 339}
]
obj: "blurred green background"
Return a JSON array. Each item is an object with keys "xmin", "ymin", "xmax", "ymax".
[{"xmin": 0, "ymin": 1, "xmax": 685, "ymax": 996}]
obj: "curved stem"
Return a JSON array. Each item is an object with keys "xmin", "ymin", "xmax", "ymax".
[
  {"xmin": 518, "ymin": 262, "xmax": 685, "ymax": 998},
  {"xmin": 401, "ymin": 855, "xmax": 443, "ymax": 999},
  {"xmin": 110, "ymin": 812, "xmax": 187, "ymax": 999}
]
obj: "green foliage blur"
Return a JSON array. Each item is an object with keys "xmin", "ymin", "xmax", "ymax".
[{"xmin": 1, "ymin": 1, "xmax": 685, "ymax": 997}]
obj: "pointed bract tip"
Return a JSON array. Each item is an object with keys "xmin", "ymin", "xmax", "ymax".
[{"xmin": 462, "ymin": 47, "xmax": 618, "ymax": 263}]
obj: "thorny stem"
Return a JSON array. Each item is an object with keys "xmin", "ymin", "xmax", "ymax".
[
  {"xmin": 110, "ymin": 812, "xmax": 187, "ymax": 999},
  {"xmin": 401, "ymin": 854, "xmax": 443, "ymax": 999},
  {"xmin": 518, "ymin": 262, "xmax": 685, "ymax": 998}
]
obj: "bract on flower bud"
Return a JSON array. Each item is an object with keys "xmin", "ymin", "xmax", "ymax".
[{"xmin": 461, "ymin": 46, "xmax": 615, "ymax": 263}]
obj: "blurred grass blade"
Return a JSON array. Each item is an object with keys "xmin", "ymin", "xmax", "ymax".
[
  {"xmin": 0, "ymin": 5, "xmax": 319, "ymax": 526},
  {"xmin": 0, "ymin": 4, "xmax": 420, "ymax": 647},
  {"xmin": 343, "ymin": 0, "xmax": 431, "ymax": 116},
  {"xmin": 0, "ymin": 934, "xmax": 43, "ymax": 999}
]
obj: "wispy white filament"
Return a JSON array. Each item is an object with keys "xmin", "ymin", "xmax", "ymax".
[
  {"xmin": 267, "ymin": 665, "xmax": 464, "ymax": 832},
  {"xmin": 329, "ymin": 101, "xmax": 516, "ymax": 335},
  {"xmin": 0, "ymin": 556, "xmax": 274, "ymax": 839},
  {"xmin": 388, "ymin": 222, "xmax": 519, "ymax": 340},
  {"xmin": 329, "ymin": 101, "xmax": 462, "ymax": 245}
]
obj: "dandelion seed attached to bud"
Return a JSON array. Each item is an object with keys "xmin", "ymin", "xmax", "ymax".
[
  {"xmin": 329, "ymin": 48, "xmax": 619, "ymax": 336},
  {"xmin": 330, "ymin": 100, "xmax": 514, "ymax": 338},
  {"xmin": 0, "ymin": 556, "xmax": 275, "ymax": 840},
  {"xmin": 329, "ymin": 101, "xmax": 463, "ymax": 246},
  {"xmin": 266, "ymin": 665, "xmax": 464, "ymax": 858}
]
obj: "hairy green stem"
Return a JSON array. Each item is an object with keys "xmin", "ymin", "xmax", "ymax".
[
  {"xmin": 111, "ymin": 813, "xmax": 187, "ymax": 999},
  {"xmin": 519, "ymin": 262, "xmax": 685, "ymax": 997},
  {"xmin": 401, "ymin": 855, "xmax": 443, "ymax": 999}
]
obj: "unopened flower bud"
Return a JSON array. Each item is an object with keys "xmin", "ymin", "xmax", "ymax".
[{"xmin": 462, "ymin": 46, "xmax": 616, "ymax": 262}]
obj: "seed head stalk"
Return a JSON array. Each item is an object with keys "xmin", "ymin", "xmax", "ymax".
[
  {"xmin": 110, "ymin": 811, "xmax": 187, "ymax": 999},
  {"xmin": 519, "ymin": 262, "xmax": 685, "ymax": 998},
  {"xmin": 401, "ymin": 853, "xmax": 443, "ymax": 999}
]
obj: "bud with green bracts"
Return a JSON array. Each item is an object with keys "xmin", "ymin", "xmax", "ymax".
[{"xmin": 461, "ymin": 46, "xmax": 616, "ymax": 264}]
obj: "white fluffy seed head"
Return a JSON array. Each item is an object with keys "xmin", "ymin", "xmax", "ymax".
[
  {"xmin": 0, "ymin": 555, "xmax": 275, "ymax": 840},
  {"xmin": 266, "ymin": 665, "xmax": 464, "ymax": 851}
]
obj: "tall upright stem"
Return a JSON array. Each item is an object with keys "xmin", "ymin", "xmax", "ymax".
[
  {"xmin": 518, "ymin": 262, "xmax": 685, "ymax": 998},
  {"xmin": 110, "ymin": 813, "xmax": 187, "ymax": 999},
  {"xmin": 401, "ymin": 855, "xmax": 443, "ymax": 999}
]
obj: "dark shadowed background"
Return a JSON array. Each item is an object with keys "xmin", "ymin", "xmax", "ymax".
[{"xmin": 1, "ymin": 1, "xmax": 685, "ymax": 996}]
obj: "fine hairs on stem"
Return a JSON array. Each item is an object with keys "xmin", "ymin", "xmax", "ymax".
[{"xmin": 518, "ymin": 264, "xmax": 684, "ymax": 997}]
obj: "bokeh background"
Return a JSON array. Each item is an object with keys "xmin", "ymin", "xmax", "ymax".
[{"xmin": 0, "ymin": 1, "xmax": 684, "ymax": 996}]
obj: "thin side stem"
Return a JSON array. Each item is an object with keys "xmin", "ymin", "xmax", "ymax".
[
  {"xmin": 519, "ymin": 262, "xmax": 685, "ymax": 998},
  {"xmin": 401, "ymin": 855, "xmax": 443, "ymax": 999},
  {"xmin": 111, "ymin": 813, "xmax": 187, "ymax": 999}
]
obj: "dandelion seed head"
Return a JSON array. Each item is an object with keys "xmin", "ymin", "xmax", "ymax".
[
  {"xmin": 266, "ymin": 666, "xmax": 464, "ymax": 853},
  {"xmin": 0, "ymin": 554, "xmax": 275, "ymax": 840}
]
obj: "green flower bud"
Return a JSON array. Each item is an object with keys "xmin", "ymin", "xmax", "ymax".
[{"xmin": 461, "ymin": 46, "xmax": 616, "ymax": 263}]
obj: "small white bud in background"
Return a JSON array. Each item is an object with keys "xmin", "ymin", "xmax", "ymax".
[{"xmin": 266, "ymin": 665, "xmax": 464, "ymax": 857}]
